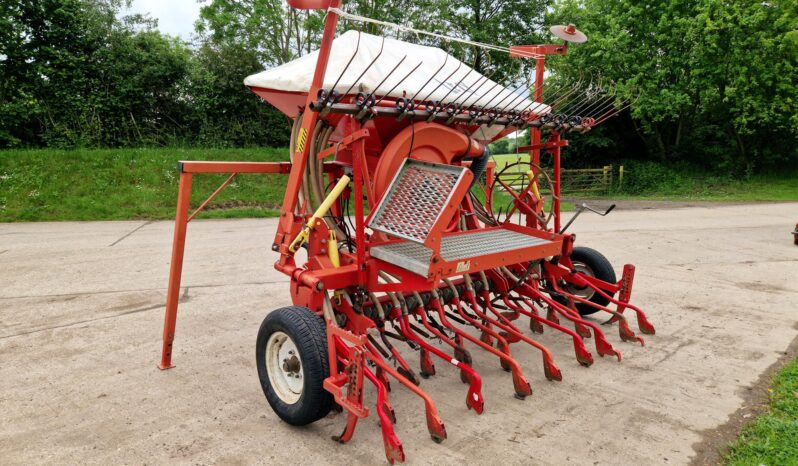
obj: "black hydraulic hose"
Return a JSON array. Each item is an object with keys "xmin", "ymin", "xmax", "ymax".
[{"xmin": 468, "ymin": 146, "xmax": 491, "ymax": 190}]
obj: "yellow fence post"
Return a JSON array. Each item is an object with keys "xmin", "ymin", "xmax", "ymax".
[
  {"xmin": 619, "ymin": 165, "xmax": 624, "ymax": 188},
  {"xmin": 608, "ymin": 164, "xmax": 613, "ymax": 193}
]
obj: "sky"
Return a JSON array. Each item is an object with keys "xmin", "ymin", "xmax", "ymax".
[{"xmin": 120, "ymin": 0, "xmax": 208, "ymax": 40}]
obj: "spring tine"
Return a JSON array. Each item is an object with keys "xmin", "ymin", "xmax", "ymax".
[
  {"xmin": 480, "ymin": 64, "xmax": 524, "ymax": 111},
  {"xmin": 420, "ymin": 60, "xmax": 463, "ymax": 104},
  {"xmin": 561, "ymin": 85, "xmax": 605, "ymax": 116},
  {"xmin": 339, "ymin": 34, "xmax": 386, "ymax": 101},
  {"xmin": 324, "ymin": 30, "xmax": 363, "ymax": 103},
  {"xmin": 586, "ymin": 91, "xmax": 631, "ymax": 126},
  {"xmin": 564, "ymin": 83, "xmax": 614, "ymax": 117},
  {"xmin": 468, "ymin": 76, "xmax": 505, "ymax": 112},
  {"xmin": 485, "ymin": 89, "xmax": 526, "ymax": 125},
  {"xmin": 585, "ymin": 93, "xmax": 621, "ymax": 119},
  {"xmin": 580, "ymin": 95, "xmax": 618, "ymax": 121},
  {"xmin": 449, "ymin": 72, "xmax": 488, "ymax": 107},
  {"xmin": 458, "ymin": 70, "xmax": 498, "ymax": 108},
  {"xmin": 478, "ymin": 84, "xmax": 514, "ymax": 115},
  {"xmin": 545, "ymin": 81, "xmax": 582, "ymax": 109},
  {"xmin": 436, "ymin": 67, "xmax": 476, "ymax": 109},
  {"xmin": 593, "ymin": 90, "xmax": 641, "ymax": 124},
  {"xmin": 514, "ymin": 77, "xmax": 580, "ymax": 118},
  {"xmin": 373, "ymin": 60, "xmax": 424, "ymax": 106},
  {"xmin": 576, "ymin": 90, "xmax": 617, "ymax": 118},
  {"xmin": 408, "ymin": 53, "xmax": 449, "ymax": 104},
  {"xmin": 499, "ymin": 84, "xmax": 532, "ymax": 114},
  {"xmin": 560, "ymin": 75, "xmax": 605, "ymax": 113},
  {"xmin": 550, "ymin": 76, "xmax": 590, "ymax": 107},
  {"xmin": 488, "ymin": 82, "xmax": 525, "ymax": 113},
  {"xmin": 594, "ymin": 99, "xmax": 632, "ymax": 125},
  {"xmin": 556, "ymin": 85, "xmax": 599, "ymax": 115},
  {"xmin": 548, "ymin": 84, "xmax": 584, "ymax": 112},
  {"xmin": 369, "ymin": 55, "xmax": 408, "ymax": 101},
  {"xmin": 504, "ymin": 74, "xmax": 536, "ymax": 113}
]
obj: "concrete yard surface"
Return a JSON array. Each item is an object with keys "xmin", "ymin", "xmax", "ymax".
[{"xmin": 1, "ymin": 203, "xmax": 797, "ymax": 465}]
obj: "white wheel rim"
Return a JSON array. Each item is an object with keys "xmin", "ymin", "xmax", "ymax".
[
  {"xmin": 566, "ymin": 261, "xmax": 596, "ymax": 300},
  {"xmin": 265, "ymin": 331, "xmax": 304, "ymax": 404}
]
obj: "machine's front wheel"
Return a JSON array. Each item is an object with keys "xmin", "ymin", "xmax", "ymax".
[
  {"xmin": 256, "ymin": 306, "xmax": 333, "ymax": 425},
  {"xmin": 566, "ymin": 247, "xmax": 617, "ymax": 316}
]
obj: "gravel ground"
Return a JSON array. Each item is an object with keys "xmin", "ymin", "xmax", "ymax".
[{"xmin": 1, "ymin": 202, "xmax": 797, "ymax": 465}]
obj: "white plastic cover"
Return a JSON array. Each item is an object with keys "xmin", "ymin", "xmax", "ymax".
[{"xmin": 244, "ymin": 30, "xmax": 549, "ymax": 117}]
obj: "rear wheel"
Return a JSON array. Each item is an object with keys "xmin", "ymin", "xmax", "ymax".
[
  {"xmin": 256, "ymin": 306, "xmax": 333, "ymax": 425},
  {"xmin": 565, "ymin": 247, "xmax": 617, "ymax": 316}
]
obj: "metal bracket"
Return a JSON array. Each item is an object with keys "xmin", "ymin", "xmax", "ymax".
[
  {"xmin": 316, "ymin": 129, "xmax": 370, "ymax": 160},
  {"xmin": 516, "ymin": 139, "xmax": 569, "ymax": 152}
]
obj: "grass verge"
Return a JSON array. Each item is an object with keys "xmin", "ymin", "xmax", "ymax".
[
  {"xmin": 0, "ymin": 148, "xmax": 289, "ymax": 221},
  {"xmin": 1, "ymin": 149, "xmax": 794, "ymax": 222},
  {"xmin": 725, "ymin": 358, "xmax": 798, "ymax": 465}
]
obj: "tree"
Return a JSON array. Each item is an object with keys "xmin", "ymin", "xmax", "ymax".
[
  {"xmin": 0, "ymin": 0, "xmax": 194, "ymax": 147},
  {"xmin": 416, "ymin": 0, "xmax": 550, "ymax": 83},
  {"xmin": 187, "ymin": 41, "xmax": 291, "ymax": 147},
  {"xmin": 196, "ymin": 0, "xmax": 326, "ymax": 66},
  {"xmin": 549, "ymin": 0, "xmax": 798, "ymax": 173}
]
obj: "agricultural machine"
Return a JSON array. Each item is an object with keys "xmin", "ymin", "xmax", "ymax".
[{"xmin": 158, "ymin": 1, "xmax": 656, "ymax": 463}]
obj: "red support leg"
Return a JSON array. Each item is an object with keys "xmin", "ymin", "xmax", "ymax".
[{"xmin": 159, "ymin": 172, "xmax": 193, "ymax": 370}]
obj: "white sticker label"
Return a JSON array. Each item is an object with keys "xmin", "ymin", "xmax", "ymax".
[
  {"xmin": 450, "ymin": 358, "xmax": 459, "ymax": 366},
  {"xmin": 455, "ymin": 261, "xmax": 471, "ymax": 273}
]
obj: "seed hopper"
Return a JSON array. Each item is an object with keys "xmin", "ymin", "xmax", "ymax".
[{"xmin": 158, "ymin": 1, "xmax": 656, "ymax": 462}]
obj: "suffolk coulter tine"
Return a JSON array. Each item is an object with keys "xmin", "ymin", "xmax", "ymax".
[{"xmin": 158, "ymin": 2, "xmax": 656, "ymax": 464}]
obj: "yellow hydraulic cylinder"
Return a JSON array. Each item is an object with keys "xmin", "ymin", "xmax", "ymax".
[
  {"xmin": 526, "ymin": 170, "xmax": 542, "ymax": 201},
  {"xmin": 328, "ymin": 230, "xmax": 340, "ymax": 267},
  {"xmin": 289, "ymin": 175, "xmax": 351, "ymax": 253}
]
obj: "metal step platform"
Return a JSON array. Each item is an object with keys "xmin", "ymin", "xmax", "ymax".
[
  {"xmin": 368, "ymin": 158, "xmax": 472, "ymax": 247},
  {"xmin": 370, "ymin": 226, "xmax": 561, "ymax": 278}
]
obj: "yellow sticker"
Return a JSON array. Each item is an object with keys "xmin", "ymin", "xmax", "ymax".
[
  {"xmin": 456, "ymin": 260, "xmax": 471, "ymax": 273},
  {"xmin": 295, "ymin": 127, "xmax": 308, "ymax": 154}
]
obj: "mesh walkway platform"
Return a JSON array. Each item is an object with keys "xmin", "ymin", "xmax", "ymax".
[{"xmin": 370, "ymin": 227, "xmax": 557, "ymax": 277}]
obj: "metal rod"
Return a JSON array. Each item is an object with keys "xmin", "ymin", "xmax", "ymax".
[
  {"xmin": 436, "ymin": 67, "xmax": 476, "ymax": 108},
  {"xmin": 373, "ymin": 60, "xmax": 424, "ymax": 106},
  {"xmin": 325, "ymin": 30, "xmax": 362, "ymax": 102},
  {"xmin": 420, "ymin": 60, "xmax": 463, "ymax": 103},
  {"xmin": 339, "ymin": 35, "xmax": 386, "ymax": 100},
  {"xmin": 368, "ymin": 55, "xmax": 408, "ymax": 99},
  {"xmin": 187, "ymin": 173, "xmax": 237, "ymax": 222},
  {"xmin": 408, "ymin": 54, "xmax": 449, "ymax": 103}
]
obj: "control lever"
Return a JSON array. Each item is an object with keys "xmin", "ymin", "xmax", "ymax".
[{"xmin": 559, "ymin": 202, "xmax": 616, "ymax": 234}]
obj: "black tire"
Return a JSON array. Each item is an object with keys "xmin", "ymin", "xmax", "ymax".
[
  {"xmin": 568, "ymin": 247, "xmax": 617, "ymax": 316},
  {"xmin": 256, "ymin": 306, "xmax": 333, "ymax": 426}
]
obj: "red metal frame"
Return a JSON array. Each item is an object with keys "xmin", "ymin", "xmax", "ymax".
[
  {"xmin": 159, "ymin": 160, "xmax": 317, "ymax": 369},
  {"xmin": 158, "ymin": 6, "xmax": 656, "ymax": 463}
]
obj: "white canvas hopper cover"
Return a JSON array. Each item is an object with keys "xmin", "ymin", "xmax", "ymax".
[{"xmin": 245, "ymin": 30, "xmax": 550, "ymax": 117}]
